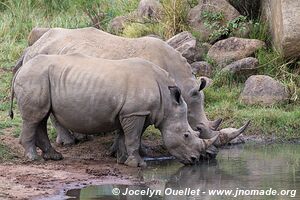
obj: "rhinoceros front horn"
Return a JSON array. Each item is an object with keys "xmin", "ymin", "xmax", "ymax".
[
  {"xmin": 201, "ymin": 134, "xmax": 219, "ymax": 150},
  {"xmin": 209, "ymin": 118, "xmax": 223, "ymax": 130},
  {"xmin": 217, "ymin": 120, "xmax": 251, "ymax": 147}
]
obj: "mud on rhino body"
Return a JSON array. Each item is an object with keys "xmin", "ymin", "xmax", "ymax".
[{"xmin": 11, "ymin": 54, "xmax": 219, "ymax": 167}]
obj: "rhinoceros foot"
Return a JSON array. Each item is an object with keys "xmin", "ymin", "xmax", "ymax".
[
  {"xmin": 42, "ymin": 148, "xmax": 63, "ymax": 161},
  {"xmin": 25, "ymin": 148, "xmax": 41, "ymax": 161},
  {"xmin": 125, "ymin": 155, "xmax": 147, "ymax": 167},
  {"xmin": 56, "ymin": 133, "xmax": 76, "ymax": 146}
]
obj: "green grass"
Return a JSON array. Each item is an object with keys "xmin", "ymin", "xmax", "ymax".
[{"xmin": 204, "ymin": 85, "xmax": 300, "ymax": 139}]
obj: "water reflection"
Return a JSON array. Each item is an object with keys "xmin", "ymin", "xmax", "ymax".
[{"xmin": 66, "ymin": 144, "xmax": 300, "ymax": 199}]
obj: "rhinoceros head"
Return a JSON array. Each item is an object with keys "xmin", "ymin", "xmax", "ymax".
[
  {"xmin": 160, "ymin": 86, "xmax": 218, "ymax": 165},
  {"xmin": 184, "ymin": 78, "xmax": 222, "ymax": 131}
]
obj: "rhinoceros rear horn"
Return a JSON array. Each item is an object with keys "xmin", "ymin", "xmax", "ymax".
[
  {"xmin": 209, "ymin": 118, "xmax": 223, "ymax": 130},
  {"xmin": 168, "ymin": 86, "xmax": 182, "ymax": 104}
]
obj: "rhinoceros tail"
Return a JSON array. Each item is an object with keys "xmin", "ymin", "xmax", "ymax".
[
  {"xmin": 9, "ymin": 66, "xmax": 21, "ymax": 119},
  {"xmin": 9, "ymin": 88, "xmax": 14, "ymax": 119},
  {"xmin": 9, "ymin": 78, "xmax": 15, "ymax": 119}
]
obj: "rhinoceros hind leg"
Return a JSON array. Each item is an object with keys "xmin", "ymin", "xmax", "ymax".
[
  {"xmin": 121, "ymin": 115, "xmax": 146, "ymax": 167},
  {"xmin": 20, "ymin": 121, "xmax": 39, "ymax": 161},
  {"xmin": 35, "ymin": 117, "xmax": 63, "ymax": 160},
  {"xmin": 50, "ymin": 114, "xmax": 76, "ymax": 146}
]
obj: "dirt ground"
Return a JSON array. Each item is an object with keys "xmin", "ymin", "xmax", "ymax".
[{"xmin": 0, "ymin": 133, "xmax": 167, "ymax": 200}]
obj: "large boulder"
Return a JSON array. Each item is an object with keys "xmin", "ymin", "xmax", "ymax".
[
  {"xmin": 187, "ymin": 0, "xmax": 240, "ymax": 42},
  {"xmin": 166, "ymin": 31, "xmax": 198, "ymax": 63},
  {"xmin": 191, "ymin": 61, "xmax": 212, "ymax": 77},
  {"xmin": 108, "ymin": 16, "xmax": 129, "ymax": 34},
  {"xmin": 261, "ymin": 0, "xmax": 300, "ymax": 59},
  {"xmin": 207, "ymin": 37, "xmax": 265, "ymax": 67},
  {"xmin": 137, "ymin": 0, "xmax": 162, "ymax": 20},
  {"xmin": 221, "ymin": 57, "xmax": 259, "ymax": 77},
  {"xmin": 240, "ymin": 75, "xmax": 290, "ymax": 106}
]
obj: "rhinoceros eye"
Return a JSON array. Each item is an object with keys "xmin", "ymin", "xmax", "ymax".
[
  {"xmin": 184, "ymin": 133, "xmax": 189, "ymax": 138},
  {"xmin": 191, "ymin": 90, "xmax": 198, "ymax": 97}
]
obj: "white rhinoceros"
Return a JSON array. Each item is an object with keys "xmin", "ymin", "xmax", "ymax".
[
  {"xmin": 11, "ymin": 54, "xmax": 219, "ymax": 167},
  {"xmin": 15, "ymin": 27, "xmax": 248, "ymax": 151}
]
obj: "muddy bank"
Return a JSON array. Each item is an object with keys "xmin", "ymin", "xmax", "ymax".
[
  {"xmin": 0, "ymin": 132, "xmax": 169, "ymax": 200},
  {"xmin": 0, "ymin": 132, "xmax": 298, "ymax": 200}
]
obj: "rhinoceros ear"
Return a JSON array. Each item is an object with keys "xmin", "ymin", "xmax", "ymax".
[
  {"xmin": 168, "ymin": 86, "xmax": 181, "ymax": 104},
  {"xmin": 199, "ymin": 78, "xmax": 207, "ymax": 91}
]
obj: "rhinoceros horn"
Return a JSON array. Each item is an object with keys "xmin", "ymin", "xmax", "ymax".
[
  {"xmin": 215, "ymin": 120, "xmax": 251, "ymax": 147},
  {"xmin": 201, "ymin": 134, "xmax": 219, "ymax": 150},
  {"xmin": 209, "ymin": 118, "xmax": 223, "ymax": 130}
]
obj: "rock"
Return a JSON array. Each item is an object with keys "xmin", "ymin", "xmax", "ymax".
[
  {"xmin": 230, "ymin": 22, "xmax": 251, "ymax": 38},
  {"xmin": 221, "ymin": 57, "xmax": 259, "ymax": 77},
  {"xmin": 261, "ymin": 0, "xmax": 300, "ymax": 59},
  {"xmin": 28, "ymin": 28, "xmax": 50, "ymax": 46},
  {"xmin": 188, "ymin": 0, "xmax": 241, "ymax": 42},
  {"xmin": 240, "ymin": 75, "xmax": 290, "ymax": 106},
  {"xmin": 108, "ymin": 16, "xmax": 128, "ymax": 34},
  {"xmin": 207, "ymin": 37, "xmax": 265, "ymax": 67},
  {"xmin": 191, "ymin": 61, "xmax": 212, "ymax": 77},
  {"xmin": 137, "ymin": 0, "xmax": 162, "ymax": 20},
  {"xmin": 166, "ymin": 31, "xmax": 198, "ymax": 63}
]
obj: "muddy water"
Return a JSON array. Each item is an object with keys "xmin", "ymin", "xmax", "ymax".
[{"xmin": 65, "ymin": 144, "xmax": 300, "ymax": 199}]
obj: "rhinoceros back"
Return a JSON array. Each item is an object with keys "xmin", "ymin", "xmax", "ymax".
[{"xmin": 19, "ymin": 54, "xmax": 171, "ymax": 133}]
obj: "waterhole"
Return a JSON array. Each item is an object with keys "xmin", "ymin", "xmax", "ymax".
[{"xmin": 65, "ymin": 144, "xmax": 300, "ymax": 199}]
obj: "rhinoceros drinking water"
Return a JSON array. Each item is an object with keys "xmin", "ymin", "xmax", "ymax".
[
  {"xmin": 10, "ymin": 54, "xmax": 218, "ymax": 167},
  {"xmin": 15, "ymin": 27, "xmax": 248, "ymax": 153}
]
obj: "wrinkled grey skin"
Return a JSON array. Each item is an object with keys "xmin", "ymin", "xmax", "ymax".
[
  {"xmin": 11, "ymin": 54, "xmax": 218, "ymax": 167},
  {"xmin": 16, "ymin": 28, "xmax": 233, "ymax": 145},
  {"xmin": 15, "ymin": 28, "xmax": 250, "ymax": 160},
  {"xmin": 22, "ymin": 27, "xmax": 220, "ymax": 131}
]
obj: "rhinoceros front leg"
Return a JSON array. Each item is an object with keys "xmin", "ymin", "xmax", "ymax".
[
  {"xmin": 50, "ymin": 114, "xmax": 76, "ymax": 146},
  {"xmin": 115, "ymin": 132, "xmax": 128, "ymax": 164},
  {"xmin": 50, "ymin": 115, "xmax": 90, "ymax": 145},
  {"xmin": 120, "ymin": 115, "xmax": 146, "ymax": 167},
  {"xmin": 107, "ymin": 131, "xmax": 148, "ymax": 157}
]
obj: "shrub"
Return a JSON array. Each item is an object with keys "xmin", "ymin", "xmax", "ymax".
[{"xmin": 160, "ymin": 0, "xmax": 190, "ymax": 38}]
